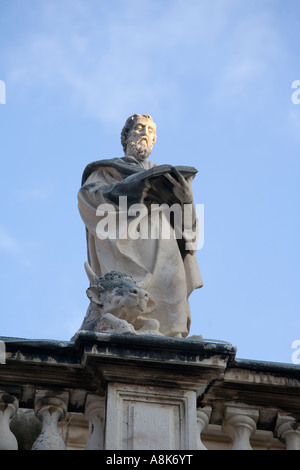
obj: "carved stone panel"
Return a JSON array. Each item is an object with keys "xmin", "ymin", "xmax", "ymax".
[{"xmin": 105, "ymin": 383, "xmax": 198, "ymax": 450}]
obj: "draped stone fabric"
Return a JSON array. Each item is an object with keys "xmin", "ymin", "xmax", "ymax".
[{"xmin": 78, "ymin": 155, "xmax": 203, "ymax": 337}]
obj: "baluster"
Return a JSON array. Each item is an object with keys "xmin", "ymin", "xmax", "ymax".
[
  {"xmin": 222, "ymin": 406, "xmax": 258, "ymax": 450},
  {"xmin": 275, "ymin": 414, "xmax": 300, "ymax": 450},
  {"xmin": 84, "ymin": 394, "xmax": 105, "ymax": 450},
  {"xmin": 0, "ymin": 392, "xmax": 18, "ymax": 450},
  {"xmin": 32, "ymin": 391, "xmax": 69, "ymax": 450},
  {"xmin": 196, "ymin": 406, "xmax": 211, "ymax": 450}
]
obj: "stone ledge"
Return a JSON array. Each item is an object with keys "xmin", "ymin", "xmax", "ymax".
[
  {"xmin": 0, "ymin": 333, "xmax": 237, "ymax": 408},
  {"xmin": 2, "ymin": 333, "xmax": 300, "ymax": 426},
  {"xmin": 73, "ymin": 331, "xmax": 237, "ymax": 368}
]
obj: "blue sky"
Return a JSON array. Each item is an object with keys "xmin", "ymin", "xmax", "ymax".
[{"xmin": 0, "ymin": 0, "xmax": 299, "ymax": 364}]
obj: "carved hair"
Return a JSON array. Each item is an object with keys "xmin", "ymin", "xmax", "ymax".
[
  {"xmin": 84, "ymin": 262, "xmax": 133, "ymax": 287},
  {"xmin": 121, "ymin": 114, "xmax": 156, "ymax": 153},
  {"xmin": 90, "ymin": 270, "xmax": 135, "ymax": 293},
  {"xmin": 99, "ymin": 270, "xmax": 133, "ymax": 283}
]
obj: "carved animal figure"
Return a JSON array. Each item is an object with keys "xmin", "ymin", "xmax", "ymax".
[{"xmin": 72, "ymin": 262, "xmax": 160, "ymax": 338}]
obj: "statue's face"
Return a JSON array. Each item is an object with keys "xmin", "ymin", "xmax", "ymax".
[{"xmin": 126, "ymin": 116, "xmax": 156, "ymax": 160}]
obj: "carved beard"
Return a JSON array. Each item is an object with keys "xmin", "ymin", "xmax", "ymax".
[{"xmin": 126, "ymin": 139, "xmax": 152, "ymax": 160}]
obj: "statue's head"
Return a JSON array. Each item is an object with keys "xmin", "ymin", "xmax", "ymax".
[{"xmin": 121, "ymin": 114, "xmax": 157, "ymax": 160}]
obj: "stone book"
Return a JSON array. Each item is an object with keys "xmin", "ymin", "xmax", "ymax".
[
  {"xmin": 136, "ymin": 164, "xmax": 198, "ymax": 180},
  {"xmin": 131, "ymin": 164, "xmax": 198, "ymax": 206}
]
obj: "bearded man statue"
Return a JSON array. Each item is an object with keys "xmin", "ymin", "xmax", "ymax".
[{"xmin": 78, "ymin": 114, "xmax": 203, "ymax": 338}]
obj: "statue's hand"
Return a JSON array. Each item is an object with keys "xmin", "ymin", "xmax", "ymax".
[{"xmin": 165, "ymin": 168, "xmax": 193, "ymax": 204}]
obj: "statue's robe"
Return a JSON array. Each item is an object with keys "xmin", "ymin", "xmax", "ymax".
[{"xmin": 78, "ymin": 156, "xmax": 203, "ymax": 337}]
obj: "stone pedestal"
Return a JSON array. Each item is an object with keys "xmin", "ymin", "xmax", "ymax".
[{"xmin": 74, "ymin": 332, "xmax": 236, "ymax": 450}]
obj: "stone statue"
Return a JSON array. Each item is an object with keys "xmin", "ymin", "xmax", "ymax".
[
  {"xmin": 77, "ymin": 114, "xmax": 203, "ymax": 338},
  {"xmin": 72, "ymin": 262, "xmax": 161, "ymax": 338}
]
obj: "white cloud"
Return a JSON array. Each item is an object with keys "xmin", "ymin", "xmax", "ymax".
[
  {"xmin": 3, "ymin": 0, "xmax": 287, "ymax": 123},
  {"xmin": 4, "ymin": 0, "xmax": 232, "ymax": 124}
]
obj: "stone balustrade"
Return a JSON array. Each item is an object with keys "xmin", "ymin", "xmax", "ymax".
[{"xmin": 0, "ymin": 333, "xmax": 299, "ymax": 450}]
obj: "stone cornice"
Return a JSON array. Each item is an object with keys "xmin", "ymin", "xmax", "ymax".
[{"xmin": 1, "ymin": 333, "xmax": 299, "ymax": 433}]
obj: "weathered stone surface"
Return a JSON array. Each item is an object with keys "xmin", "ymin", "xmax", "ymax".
[
  {"xmin": 10, "ymin": 409, "xmax": 41, "ymax": 450},
  {"xmin": 0, "ymin": 334, "xmax": 236, "ymax": 408},
  {"xmin": 32, "ymin": 392, "xmax": 68, "ymax": 450},
  {"xmin": 105, "ymin": 383, "xmax": 198, "ymax": 450},
  {"xmin": 72, "ymin": 263, "xmax": 160, "ymax": 339},
  {"xmin": 0, "ymin": 392, "xmax": 18, "ymax": 450},
  {"xmin": 1, "ymin": 335, "xmax": 300, "ymax": 449},
  {"xmin": 77, "ymin": 114, "xmax": 203, "ymax": 338}
]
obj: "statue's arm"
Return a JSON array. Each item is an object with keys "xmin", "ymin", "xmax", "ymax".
[{"xmin": 80, "ymin": 168, "xmax": 160, "ymax": 208}]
